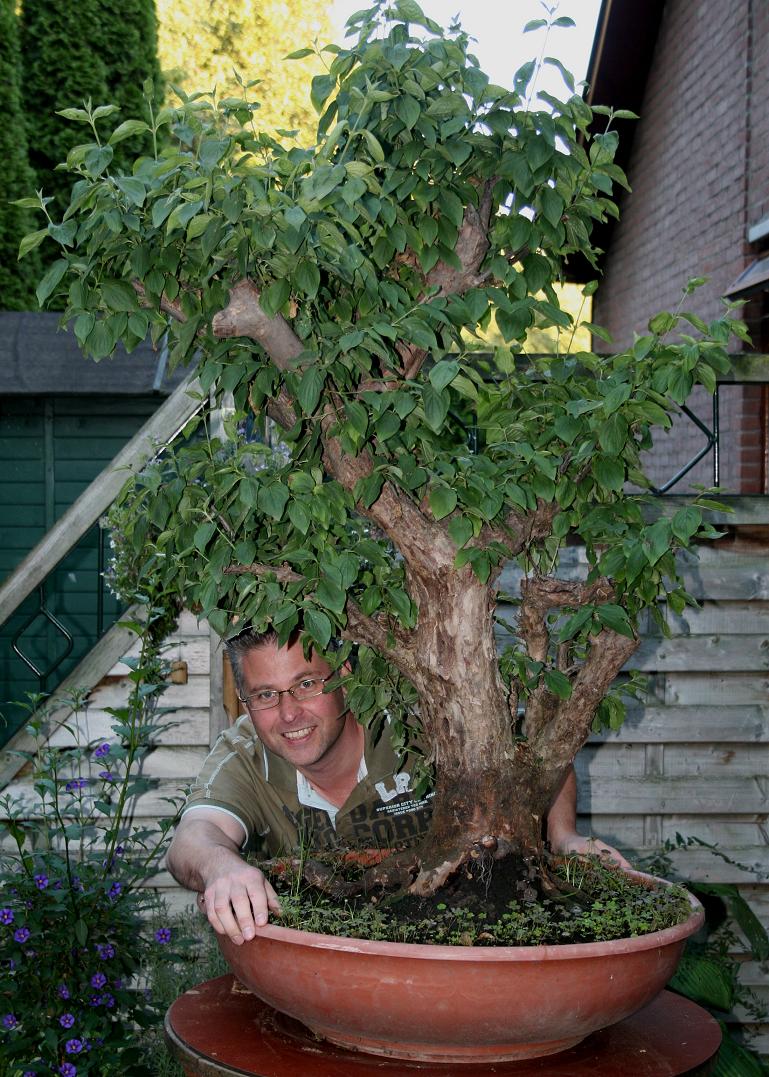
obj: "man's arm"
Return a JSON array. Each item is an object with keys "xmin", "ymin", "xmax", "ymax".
[
  {"xmin": 167, "ymin": 808, "xmax": 281, "ymax": 944},
  {"xmin": 546, "ymin": 766, "xmax": 631, "ymax": 868}
]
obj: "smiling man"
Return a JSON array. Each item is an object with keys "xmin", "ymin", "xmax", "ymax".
[{"xmin": 167, "ymin": 626, "xmax": 626, "ymax": 945}]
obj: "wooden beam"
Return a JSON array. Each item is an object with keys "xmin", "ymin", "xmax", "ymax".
[
  {"xmin": 0, "ymin": 605, "xmax": 144, "ymax": 788},
  {"xmin": 0, "ymin": 374, "xmax": 203, "ymax": 627}
]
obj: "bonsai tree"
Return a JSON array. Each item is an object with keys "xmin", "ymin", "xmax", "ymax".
[{"xmin": 23, "ymin": 1, "xmax": 744, "ymax": 896}]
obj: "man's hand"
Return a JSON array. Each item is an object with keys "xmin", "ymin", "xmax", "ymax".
[
  {"xmin": 199, "ymin": 860, "xmax": 282, "ymax": 945},
  {"xmin": 552, "ymin": 831, "xmax": 631, "ymax": 869},
  {"xmin": 167, "ymin": 809, "xmax": 282, "ymax": 944},
  {"xmin": 545, "ymin": 767, "xmax": 632, "ymax": 869}
]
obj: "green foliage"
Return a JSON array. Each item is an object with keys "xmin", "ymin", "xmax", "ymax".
[
  {"xmin": 0, "ymin": 0, "xmax": 39, "ymax": 309},
  {"xmin": 644, "ymin": 837, "xmax": 769, "ymax": 1076},
  {"xmin": 263, "ymin": 854, "xmax": 693, "ymax": 945},
  {"xmin": 21, "ymin": 2, "xmax": 747, "ymax": 746},
  {"xmin": 20, "ymin": 0, "xmax": 161, "ymax": 221},
  {"xmin": 0, "ymin": 604, "xmax": 192, "ymax": 1077}
]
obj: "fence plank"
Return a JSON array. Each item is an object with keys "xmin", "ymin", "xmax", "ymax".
[{"xmin": 589, "ymin": 706, "xmax": 769, "ymax": 743}]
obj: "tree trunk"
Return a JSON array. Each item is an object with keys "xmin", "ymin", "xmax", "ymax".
[{"xmin": 400, "ymin": 566, "xmax": 556, "ymax": 894}]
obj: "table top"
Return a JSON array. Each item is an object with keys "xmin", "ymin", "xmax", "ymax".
[{"xmin": 166, "ymin": 975, "xmax": 722, "ymax": 1077}]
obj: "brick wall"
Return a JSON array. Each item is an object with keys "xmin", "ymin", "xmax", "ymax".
[{"xmin": 592, "ymin": 0, "xmax": 767, "ymax": 493}]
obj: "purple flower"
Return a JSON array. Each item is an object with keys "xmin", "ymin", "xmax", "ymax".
[
  {"xmin": 95, "ymin": 942, "xmax": 115, "ymax": 960},
  {"xmin": 102, "ymin": 993, "xmax": 115, "ymax": 1009},
  {"xmin": 154, "ymin": 927, "xmax": 171, "ymax": 944},
  {"xmin": 90, "ymin": 972, "xmax": 107, "ymax": 989},
  {"xmin": 65, "ymin": 778, "xmax": 88, "ymax": 792},
  {"xmin": 98, "ymin": 771, "xmax": 115, "ymax": 781},
  {"xmin": 57, "ymin": 984, "xmax": 70, "ymax": 1000},
  {"xmin": 113, "ymin": 977, "xmax": 123, "ymax": 989},
  {"xmin": 59, "ymin": 1013, "xmax": 75, "ymax": 1028},
  {"xmin": 33, "ymin": 873, "xmax": 48, "ymax": 890},
  {"xmin": 65, "ymin": 1039, "xmax": 83, "ymax": 1054},
  {"xmin": 88, "ymin": 995, "xmax": 101, "ymax": 1008},
  {"xmin": 59, "ymin": 1064, "xmax": 77, "ymax": 1077},
  {"xmin": 13, "ymin": 927, "xmax": 30, "ymax": 944},
  {"xmin": 0, "ymin": 908, "xmax": 14, "ymax": 925},
  {"xmin": 115, "ymin": 845, "xmax": 124, "ymax": 857},
  {"xmin": 93, "ymin": 743, "xmax": 110, "ymax": 758},
  {"xmin": 107, "ymin": 882, "xmax": 121, "ymax": 899},
  {"xmin": 2, "ymin": 1013, "xmax": 17, "ymax": 1029}
]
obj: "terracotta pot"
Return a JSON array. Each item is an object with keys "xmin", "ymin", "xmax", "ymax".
[{"xmin": 217, "ymin": 870, "xmax": 703, "ymax": 1064}]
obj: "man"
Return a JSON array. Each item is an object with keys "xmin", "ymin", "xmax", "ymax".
[{"xmin": 167, "ymin": 627, "xmax": 628, "ymax": 945}]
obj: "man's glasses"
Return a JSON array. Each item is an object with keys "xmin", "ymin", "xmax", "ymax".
[{"xmin": 239, "ymin": 676, "xmax": 331, "ymax": 712}]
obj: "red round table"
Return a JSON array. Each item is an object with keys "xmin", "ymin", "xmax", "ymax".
[{"xmin": 165, "ymin": 975, "xmax": 721, "ymax": 1076}]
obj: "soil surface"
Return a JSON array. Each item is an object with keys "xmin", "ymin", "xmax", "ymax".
[{"xmin": 262, "ymin": 851, "xmax": 693, "ymax": 947}]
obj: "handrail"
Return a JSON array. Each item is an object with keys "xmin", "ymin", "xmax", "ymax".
[{"xmin": 0, "ymin": 374, "xmax": 204, "ymax": 629}]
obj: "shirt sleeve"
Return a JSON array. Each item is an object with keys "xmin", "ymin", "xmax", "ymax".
[{"xmin": 181, "ymin": 726, "xmax": 268, "ymax": 846}]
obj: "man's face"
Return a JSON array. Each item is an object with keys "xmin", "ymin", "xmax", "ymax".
[{"xmin": 238, "ymin": 640, "xmax": 351, "ymax": 770}]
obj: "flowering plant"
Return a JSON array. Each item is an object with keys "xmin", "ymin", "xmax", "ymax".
[{"xmin": 0, "ymin": 605, "xmax": 189, "ymax": 1077}]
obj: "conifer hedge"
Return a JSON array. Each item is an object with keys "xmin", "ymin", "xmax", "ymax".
[{"xmin": 0, "ymin": 0, "xmax": 39, "ymax": 309}]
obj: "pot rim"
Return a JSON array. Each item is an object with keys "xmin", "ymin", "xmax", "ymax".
[{"xmin": 246, "ymin": 868, "xmax": 704, "ymax": 962}]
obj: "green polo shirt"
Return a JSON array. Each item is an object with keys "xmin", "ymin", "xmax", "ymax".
[{"xmin": 182, "ymin": 714, "xmax": 434, "ymax": 855}]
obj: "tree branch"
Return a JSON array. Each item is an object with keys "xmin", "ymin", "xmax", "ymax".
[
  {"xmin": 211, "ymin": 279, "xmax": 304, "ymax": 371},
  {"xmin": 132, "ymin": 280, "xmax": 187, "ymax": 323},
  {"xmin": 518, "ymin": 575, "xmax": 616, "ymax": 745},
  {"xmin": 533, "ymin": 628, "xmax": 640, "ymax": 772}
]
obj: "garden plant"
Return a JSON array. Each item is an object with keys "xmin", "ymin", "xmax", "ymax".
[
  {"xmin": 0, "ymin": 603, "xmax": 191, "ymax": 1077},
  {"xmin": 18, "ymin": 0, "xmax": 747, "ymax": 905}
]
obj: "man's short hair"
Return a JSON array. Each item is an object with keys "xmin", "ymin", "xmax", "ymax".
[
  {"xmin": 224, "ymin": 626, "xmax": 279, "ymax": 698},
  {"xmin": 224, "ymin": 625, "xmax": 343, "ymax": 698}
]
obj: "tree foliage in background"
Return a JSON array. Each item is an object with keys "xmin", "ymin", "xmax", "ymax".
[
  {"xmin": 0, "ymin": 0, "xmax": 39, "ymax": 309},
  {"xmin": 19, "ymin": 0, "xmax": 161, "ymax": 219},
  {"xmin": 23, "ymin": 0, "xmax": 747, "ymax": 897},
  {"xmin": 155, "ymin": 0, "xmax": 333, "ymax": 141}
]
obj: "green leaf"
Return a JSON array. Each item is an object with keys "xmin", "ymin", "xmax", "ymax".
[
  {"xmin": 671, "ymin": 506, "xmax": 701, "ymax": 543},
  {"xmin": 649, "ymin": 311, "xmax": 676, "ymax": 336},
  {"xmin": 316, "ymin": 576, "xmax": 346, "ymax": 615},
  {"xmin": 429, "ymin": 359, "xmax": 460, "ymax": 392},
  {"xmin": 598, "ymin": 413, "xmax": 628, "ymax": 455},
  {"xmin": 668, "ymin": 953, "xmax": 734, "ymax": 1011},
  {"xmin": 592, "ymin": 454, "xmax": 625, "ymax": 492},
  {"xmin": 115, "ymin": 176, "xmax": 147, "ymax": 206},
  {"xmin": 311, "ymin": 74, "xmax": 336, "ymax": 114},
  {"xmin": 644, "ymin": 518, "xmax": 672, "ymax": 564},
  {"xmin": 297, "ymin": 365, "xmax": 324, "ymax": 413},
  {"xmin": 199, "ymin": 138, "xmax": 230, "ymax": 171},
  {"xmin": 36, "ymin": 259, "xmax": 68, "ymax": 306},
  {"xmin": 285, "ymin": 47, "xmax": 315, "ymax": 59},
  {"xmin": 428, "ymin": 486, "xmax": 457, "ymax": 521},
  {"xmin": 305, "ymin": 608, "xmax": 332, "ymax": 649},
  {"xmin": 345, "ymin": 400, "xmax": 369, "ymax": 437},
  {"xmin": 595, "ymin": 604, "xmax": 635, "ymax": 639},
  {"xmin": 422, "ymin": 385, "xmax": 449, "ymax": 432},
  {"xmin": 100, "ymin": 279, "xmax": 139, "ymax": 312},
  {"xmin": 48, "ymin": 220, "xmax": 77, "ymax": 247},
  {"xmin": 19, "ymin": 228, "xmax": 48, "ymax": 259},
  {"xmin": 193, "ymin": 521, "xmax": 216, "ymax": 551},
  {"xmin": 557, "ymin": 606, "xmax": 594, "ymax": 643},
  {"xmin": 109, "ymin": 119, "xmax": 150, "ymax": 145},
  {"xmin": 258, "ymin": 483, "xmax": 289, "ymax": 521},
  {"xmin": 288, "ymin": 500, "xmax": 311, "ymax": 535},
  {"xmin": 166, "ymin": 199, "xmax": 204, "ymax": 234},
  {"xmin": 361, "ymin": 129, "xmax": 385, "ymax": 163},
  {"xmin": 544, "ymin": 669, "xmax": 572, "ymax": 700},
  {"xmin": 261, "ymin": 277, "xmax": 291, "ymax": 316},
  {"xmin": 74, "ymin": 919, "xmax": 88, "ymax": 946},
  {"xmin": 294, "ymin": 259, "xmax": 321, "ymax": 299}
]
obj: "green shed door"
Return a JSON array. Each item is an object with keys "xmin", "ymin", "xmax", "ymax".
[{"xmin": 0, "ymin": 395, "xmax": 162, "ymax": 746}]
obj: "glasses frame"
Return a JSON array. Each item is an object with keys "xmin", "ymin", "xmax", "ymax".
[{"xmin": 238, "ymin": 674, "xmax": 333, "ymax": 712}]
